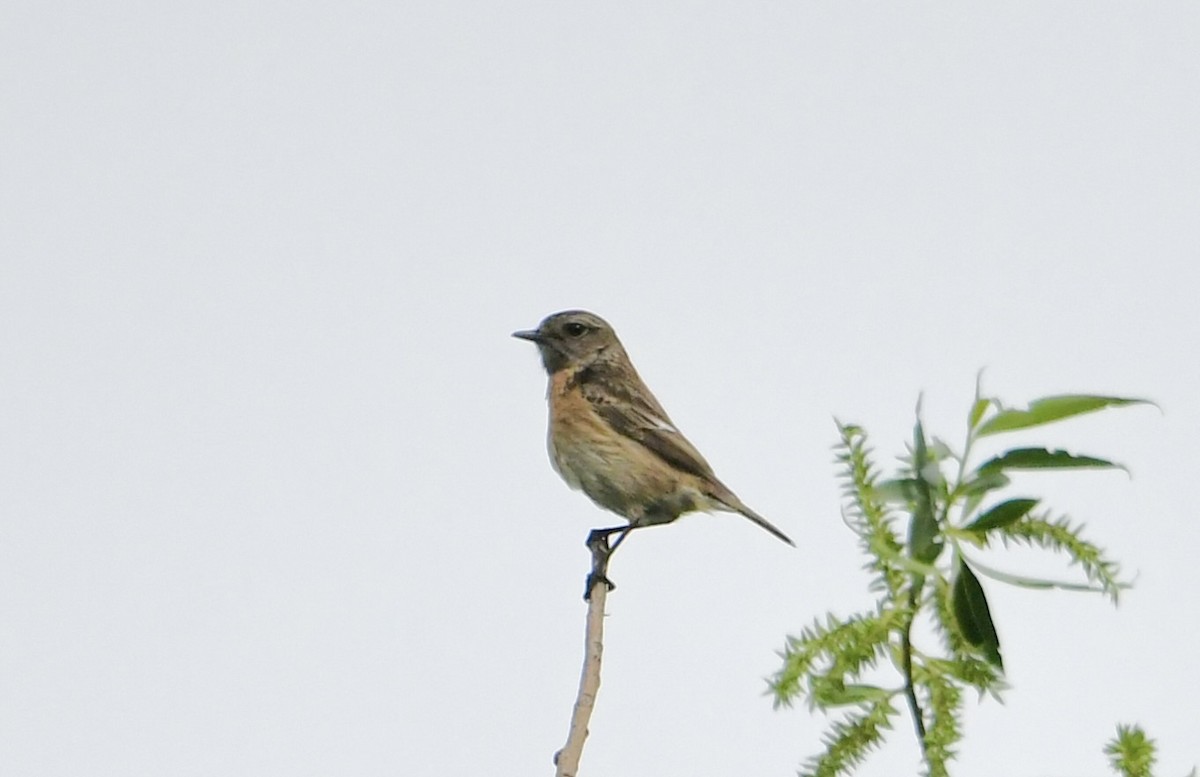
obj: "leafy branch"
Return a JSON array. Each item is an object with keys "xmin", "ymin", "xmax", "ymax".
[{"xmin": 769, "ymin": 384, "xmax": 1151, "ymax": 776}]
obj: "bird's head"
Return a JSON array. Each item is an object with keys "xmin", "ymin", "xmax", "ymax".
[{"xmin": 512, "ymin": 310, "xmax": 623, "ymax": 374}]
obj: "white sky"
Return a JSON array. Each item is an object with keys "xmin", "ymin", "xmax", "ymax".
[{"xmin": 2, "ymin": 2, "xmax": 1198, "ymax": 776}]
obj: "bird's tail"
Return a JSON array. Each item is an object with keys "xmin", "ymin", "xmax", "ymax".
[
  {"xmin": 736, "ymin": 504, "xmax": 795, "ymax": 546},
  {"xmin": 710, "ymin": 486, "xmax": 794, "ymax": 546}
]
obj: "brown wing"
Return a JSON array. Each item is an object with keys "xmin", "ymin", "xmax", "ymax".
[
  {"xmin": 576, "ymin": 365, "xmax": 719, "ymax": 482},
  {"xmin": 575, "ymin": 363, "xmax": 796, "ymax": 546}
]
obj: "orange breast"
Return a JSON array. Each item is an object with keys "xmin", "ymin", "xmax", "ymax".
[{"xmin": 545, "ymin": 370, "xmax": 710, "ymax": 521}]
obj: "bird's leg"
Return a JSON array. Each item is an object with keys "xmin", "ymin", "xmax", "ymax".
[
  {"xmin": 582, "ymin": 510, "xmax": 662, "ymax": 599},
  {"xmin": 607, "ymin": 507, "xmax": 670, "ymax": 556},
  {"xmin": 606, "ymin": 526, "xmax": 634, "ymax": 555},
  {"xmin": 582, "ymin": 524, "xmax": 630, "ymax": 600}
]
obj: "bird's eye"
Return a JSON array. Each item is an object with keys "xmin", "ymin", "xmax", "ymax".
[{"xmin": 564, "ymin": 322, "xmax": 588, "ymax": 337}]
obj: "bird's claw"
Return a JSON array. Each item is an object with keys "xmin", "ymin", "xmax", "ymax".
[{"xmin": 584, "ymin": 571, "xmax": 615, "ymax": 600}]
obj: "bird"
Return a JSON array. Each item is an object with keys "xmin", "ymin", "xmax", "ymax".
[{"xmin": 513, "ymin": 310, "xmax": 794, "ymax": 549}]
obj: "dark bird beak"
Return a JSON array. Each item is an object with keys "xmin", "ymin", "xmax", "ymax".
[{"xmin": 512, "ymin": 329, "xmax": 544, "ymax": 343}]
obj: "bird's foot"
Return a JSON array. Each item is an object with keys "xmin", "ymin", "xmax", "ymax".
[
  {"xmin": 583, "ymin": 570, "xmax": 615, "ymax": 600},
  {"xmin": 583, "ymin": 526, "xmax": 625, "ymax": 600}
]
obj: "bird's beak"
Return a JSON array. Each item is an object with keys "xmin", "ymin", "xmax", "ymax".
[{"xmin": 512, "ymin": 329, "xmax": 544, "ymax": 343}]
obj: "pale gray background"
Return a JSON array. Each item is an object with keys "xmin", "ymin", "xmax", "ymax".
[{"xmin": 2, "ymin": 2, "xmax": 1198, "ymax": 776}]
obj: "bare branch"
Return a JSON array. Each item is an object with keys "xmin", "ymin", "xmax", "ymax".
[{"xmin": 554, "ymin": 533, "xmax": 614, "ymax": 776}]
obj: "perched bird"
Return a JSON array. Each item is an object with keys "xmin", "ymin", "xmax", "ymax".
[{"xmin": 513, "ymin": 310, "xmax": 793, "ymax": 547}]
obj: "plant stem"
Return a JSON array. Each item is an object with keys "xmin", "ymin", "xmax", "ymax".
[{"xmin": 900, "ymin": 582, "xmax": 928, "ymax": 755}]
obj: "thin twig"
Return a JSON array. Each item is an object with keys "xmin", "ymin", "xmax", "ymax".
[
  {"xmin": 554, "ymin": 534, "xmax": 613, "ymax": 776},
  {"xmin": 900, "ymin": 582, "xmax": 927, "ymax": 753}
]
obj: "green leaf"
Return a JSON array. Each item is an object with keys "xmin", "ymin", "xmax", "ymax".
[
  {"xmin": 952, "ymin": 560, "xmax": 1003, "ymax": 669},
  {"xmin": 977, "ymin": 394, "xmax": 1152, "ymax": 437},
  {"xmin": 968, "ymin": 397, "xmax": 991, "ymax": 431},
  {"xmin": 814, "ymin": 682, "xmax": 892, "ymax": 707},
  {"xmin": 958, "ymin": 469, "xmax": 1012, "ymax": 497},
  {"xmin": 958, "ymin": 470, "xmax": 1012, "ymax": 520},
  {"xmin": 965, "ymin": 498, "xmax": 1039, "ymax": 533},
  {"xmin": 966, "ymin": 556, "xmax": 1132, "ymax": 596},
  {"xmin": 873, "ymin": 478, "xmax": 915, "ymax": 504},
  {"xmin": 908, "ymin": 418, "xmax": 943, "ymax": 565},
  {"xmin": 977, "ymin": 447, "xmax": 1127, "ymax": 474},
  {"xmin": 928, "ymin": 437, "xmax": 956, "ymax": 462}
]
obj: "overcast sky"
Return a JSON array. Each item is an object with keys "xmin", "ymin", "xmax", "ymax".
[{"xmin": 2, "ymin": 2, "xmax": 1198, "ymax": 776}]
